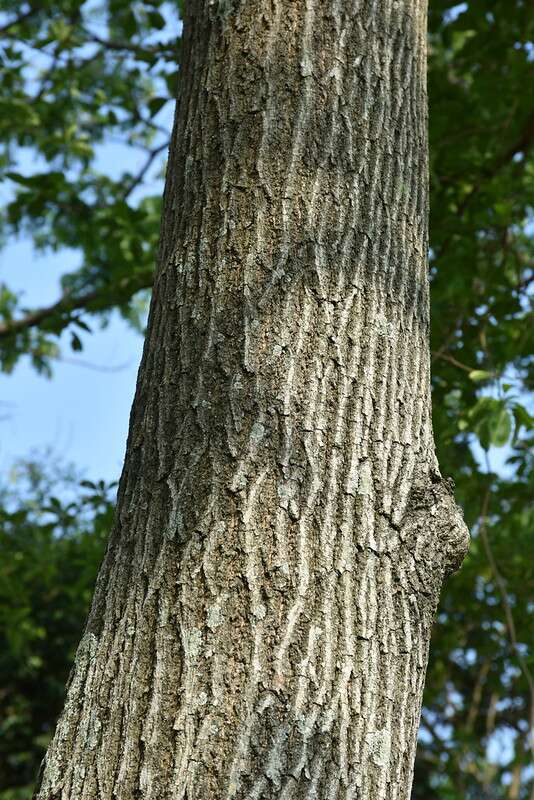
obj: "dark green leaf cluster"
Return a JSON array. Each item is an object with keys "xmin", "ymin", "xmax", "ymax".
[
  {"xmin": 0, "ymin": 456, "xmax": 114, "ymax": 798},
  {"xmin": 415, "ymin": 2, "xmax": 534, "ymax": 797}
]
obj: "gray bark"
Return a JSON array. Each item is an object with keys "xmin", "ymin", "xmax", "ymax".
[{"xmin": 35, "ymin": 1, "xmax": 469, "ymax": 799}]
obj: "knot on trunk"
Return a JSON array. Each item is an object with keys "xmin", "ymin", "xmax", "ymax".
[{"xmin": 405, "ymin": 471, "xmax": 470, "ymax": 578}]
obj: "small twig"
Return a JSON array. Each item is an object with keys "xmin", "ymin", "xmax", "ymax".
[
  {"xmin": 431, "ymin": 350, "xmax": 476, "ymax": 373},
  {"xmin": 431, "ymin": 315, "xmax": 464, "ymax": 363},
  {"xmin": 80, "ymin": 26, "xmax": 177, "ymax": 58},
  {"xmin": 466, "ymin": 661, "xmax": 491, "ymax": 730},
  {"xmin": 55, "ymin": 356, "xmax": 133, "ymax": 372},
  {"xmin": 122, "ymin": 141, "xmax": 169, "ymax": 200}
]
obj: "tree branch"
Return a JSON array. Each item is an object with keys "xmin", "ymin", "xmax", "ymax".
[
  {"xmin": 431, "ymin": 350, "xmax": 477, "ymax": 373},
  {"xmin": 122, "ymin": 141, "xmax": 169, "ymax": 200},
  {"xmin": 0, "ymin": 272, "xmax": 153, "ymax": 341},
  {"xmin": 80, "ymin": 26, "xmax": 177, "ymax": 58}
]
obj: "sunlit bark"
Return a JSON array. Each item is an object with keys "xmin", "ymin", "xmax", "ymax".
[{"xmin": 35, "ymin": 2, "xmax": 468, "ymax": 798}]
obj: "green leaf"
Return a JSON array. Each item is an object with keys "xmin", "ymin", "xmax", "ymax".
[
  {"xmin": 490, "ymin": 405, "xmax": 512, "ymax": 448},
  {"xmin": 147, "ymin": 10, "xmax": 166, "ymax": 29},
  {"xmin": 468, "ymin": 370, "xmax": 493, "ymax": 382},
  {"xmin": 468, "ymin": 397, "xmax": 512, "ymax": 449},
  {"xmin": 73, "ymin": 318, "xmax": 92, "ymax": 333},
  {"xmin": 147, "ymin": 96, "xmax": 168, "ymax": 118},
  {"xmin": 70, "ymin": 332, "xmax": 83, "ymax": 352},
  {"xmin": 512, "ymin": 403, "xmax": 534, "ymax": 441}
]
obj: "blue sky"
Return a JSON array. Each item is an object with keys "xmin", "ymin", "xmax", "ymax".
[{"xmin": 0, "ymin": 238, "xmax": 144, "ymax": 482}]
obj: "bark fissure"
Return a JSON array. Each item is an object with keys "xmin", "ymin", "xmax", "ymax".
[{"xmin": 35, "ymin": 2, "xmax": 468, "ymax": 799}]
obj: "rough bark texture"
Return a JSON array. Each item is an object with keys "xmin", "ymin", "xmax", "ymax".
[{"xmin": 35, "ymin": 2, "xmax": 469, "ymax": 799}]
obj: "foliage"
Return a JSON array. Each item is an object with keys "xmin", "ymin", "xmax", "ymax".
[
  {"xmin": 0, "ymin": 0, "xmax": 179, "ymax": 373},
  {"xmin": 414, "ymin": 458, "xmax": 534, "ymax": 799},
  {"xmin": 415, "ymin": 2, "xmax": 534, "ymax": 797},
  {"xmin": 0, "ymin": 457, "xmax": 114, "ymax": 799},
  {"xmin": 0, "ymin": 0, "xmax": 533, "ymax": 798}
]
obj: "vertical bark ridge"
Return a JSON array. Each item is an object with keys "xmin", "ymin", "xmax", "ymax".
[{"xmin": 35, "ymin": 2, "xmax": 468, "ymax": 799}]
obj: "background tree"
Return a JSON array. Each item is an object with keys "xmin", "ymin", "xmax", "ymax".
[
  {"xmin": 0, "ymin": 458, "xmax": 115, "ymax": 800},
  {"xmin": 0, "ymin": 0, "xmax": 533, "ymax": 798}
]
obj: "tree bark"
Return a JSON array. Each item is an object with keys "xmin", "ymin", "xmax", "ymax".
[{"xmin": 35, "ymin": 1, "xmax": 469, "ymax": 799}]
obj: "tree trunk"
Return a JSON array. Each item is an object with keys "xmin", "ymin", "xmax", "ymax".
[{"xmin": 35, "ymin": 2, "xmax": 469, "ymax": 799}]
